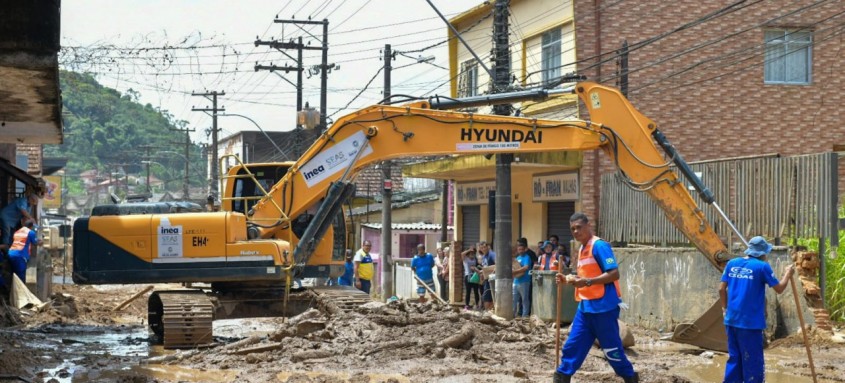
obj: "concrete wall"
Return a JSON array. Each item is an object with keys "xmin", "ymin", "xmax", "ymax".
[{"xmin": 615, "ymin": 246, "xmax": 815, "ymax": 338}]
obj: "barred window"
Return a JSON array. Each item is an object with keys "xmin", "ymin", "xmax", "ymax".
[{"xmin": 764, "ymin": 29, "xmax": 812, "ymax": 84}]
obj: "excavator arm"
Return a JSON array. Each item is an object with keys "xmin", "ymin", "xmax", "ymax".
[
  {"xmin": 249, "ymin": 82, "xmax": 730, "ymax": 268},
  {"xmin": 246, "ymin": 82, "xmax": 732, "ymax": 351}
]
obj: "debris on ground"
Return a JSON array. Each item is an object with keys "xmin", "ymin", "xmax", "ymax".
[{"xmin": 2, "ymin": 282, "xmax": 844, "ymax": 382}]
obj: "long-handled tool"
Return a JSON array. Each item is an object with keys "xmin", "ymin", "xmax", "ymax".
[
  {"xmin": 555, "ymin": 280, "xmax": 564, "ymax": 368},
  {"xmin": 789, "ymin": 273, "xmax": 818, "ymax": 383},
  {"xmin": 413, "ymin": 273, "xmax": 447, "ymax": 304}
]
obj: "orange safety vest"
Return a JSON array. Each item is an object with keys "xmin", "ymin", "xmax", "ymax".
[
  {"xmin": 575, "ymin": 236, "xmax": 621, "ymax": 302},
  {"xmin": 537, "ymin": 253, "xmax": 558, "ymax": 271},
  {"xmin": 10, "ymin": 226, "xmax": 31, "ymax": 252}
]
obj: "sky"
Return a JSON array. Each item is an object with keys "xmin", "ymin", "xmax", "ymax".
[{"xmin": 60, "ymin": 1, "xmax": 482, "ymax": 147}]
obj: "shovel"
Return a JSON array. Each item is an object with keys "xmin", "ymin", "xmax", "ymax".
[
  {"xmin": 790, "ymin": 273, "xmax": 818, "ymax": 383},
  {"xmin": 555, "ymin": 279, "xmax": 563, "ymax": 368}
]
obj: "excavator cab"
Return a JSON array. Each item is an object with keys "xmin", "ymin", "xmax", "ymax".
[{"xmin": 222, "ymin": 161, "xmax": 293, "ymax": 215}]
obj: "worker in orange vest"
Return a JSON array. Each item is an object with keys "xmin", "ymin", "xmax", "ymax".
[
  {"xmin": 534, "ymin": 241, "xmax": 558, "ymax": 271},
  {"xmin": 7, "ymin": 218, "xmax": 40, "ymax": 284},
  {"xmin": 554, "ymin": 212, "xmax": 637, "ymax": 383}
]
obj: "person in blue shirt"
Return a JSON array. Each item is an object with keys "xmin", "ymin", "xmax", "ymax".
[
  {"xmin": 1, "ymin": 193, "xmax": 37, "ymax": 246},
  {"xmin": 411, "ymin": 244, "xmax": 436, "ymax": 303},
  {"xmin": 512, "ymin": 242, "xmax": 533, "ymax": 317},
  {"xmin": 720, "ymin": 236, "xmax": 794, "ymax": 383},
  {"xmin": 554, "ymin": 213, "xmax": 637, "ymax": 383},
  {"xmin": 337, "ymin": 250, "xmax": 354, "ymax": 286},
  {"xmin": 477, "ymin": 241, "xmax": 496, "ymax": 310},
  {"xmin": 5, "ymin": 219, "xmax": 40, "ymax": 285}
]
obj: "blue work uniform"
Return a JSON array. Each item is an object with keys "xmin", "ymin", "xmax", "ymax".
[
  {"xmin": 558, "ymin": 238, "xmax": 635, "ymax": 379},
  {"xmin": 338, "ymin": 260, "xmax": 354, "ymax": 286},
  {"xmin": 721, "ymin": 257, "xmax": 780, "ymax": 383},
  {"xmin": 6, "ymin": 226, "xmax": 39, "ymax": 285}
]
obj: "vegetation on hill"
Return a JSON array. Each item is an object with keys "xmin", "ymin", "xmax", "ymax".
[{"xmin": 45, "ymin": 71, "xmax": 206, "ymax": 198}]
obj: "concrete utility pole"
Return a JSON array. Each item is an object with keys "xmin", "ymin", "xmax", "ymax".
[
  {"xmin": 441, "ymin": 180, "xmax": 449, "ymax": 243},
  {"xmin": 492, "ymin": 0, "xmax": 514, "ymax": 319},
  {"xmin": 617, "ymin": 40, "xmax": 629, "ymax": 98},
  {"xmin": 264, "ymin": 18, "xmax": 332, "ymax": 130},
  {"xmin": 140, "ymin": 145, "xmax": 153, "ymax": 194},
  {"xmin": 169, "ymin": 126, "xmax": 196, "ymax": 200},
  {"xmin": 192, "ymin": 91, "xmax": 225, "ymax": 202},
  {"xmin": 380, "ymin": 44, "xmax": 395, "ymax": 300},
  {"xmin": 254, "ymin": 37, "xmax": 305, "ymax": 113}
]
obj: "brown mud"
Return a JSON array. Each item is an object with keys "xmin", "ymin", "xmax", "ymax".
[{"xmin": 1, "ymin": 283, "xmax": 843, "ymax": 383}]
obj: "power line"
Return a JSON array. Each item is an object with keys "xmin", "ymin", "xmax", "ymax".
[
  {"xmin": 636, "ymin": 20, "xmax": 845, "ymax": 95},
  {"xmin": 597, "ymin": 0, "xmax": 835, "ymax": 85}
]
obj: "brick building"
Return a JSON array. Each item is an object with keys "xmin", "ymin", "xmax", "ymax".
[{"xmin": 574, "ymin": 0, "xmax": 845, "ymax": 220}]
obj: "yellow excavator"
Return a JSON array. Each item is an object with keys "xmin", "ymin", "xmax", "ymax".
[{"xmin": 73, "ymin": 82, "xmax": 737, "ymax": 350}]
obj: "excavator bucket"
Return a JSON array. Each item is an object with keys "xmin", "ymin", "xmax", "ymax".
[{"xmin": 671, "ymin": 300, "xmax": 727, "ymax": 351}]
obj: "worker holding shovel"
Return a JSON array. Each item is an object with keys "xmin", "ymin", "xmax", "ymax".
[
  {"xmin": 554, "ymin": 213, "xmax": 638, "ymax": 383},
  {"xmin": 719, "ymin": 236, "xmax": 795, "ymax": 383}
]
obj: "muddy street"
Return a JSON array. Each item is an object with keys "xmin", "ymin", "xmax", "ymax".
[{"xmin": 1, "ymin": 283, "xmax": 843, "ymax": 383}]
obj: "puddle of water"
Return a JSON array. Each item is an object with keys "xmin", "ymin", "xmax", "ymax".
[
  {"xmin": 673, "ymin": 353, "xmax": 816, "ymax": 383},
  {"xmin": 89, "ymin": 364, "xmax": 239, "ymax": 383},
  {"xmin": 275, "ymin": 371, "xmax": 410, "ymax": 382}
]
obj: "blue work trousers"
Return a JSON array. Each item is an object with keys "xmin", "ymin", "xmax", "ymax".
[
  {"xmin": 8, "ymin": 255, "xmax": 27, "ymax": 283},
  {"xmin": 512, "ymin": 282, "xmax": 531, "ymax": 317},
  {"xmin": 724, "ymin": 325, "xmax": 765, "ymax": 383},
  {"xmin": 358, "ymin": 279, "xmax": 371, "ymax": 294},
  {"xmin": 557, "ymin": 307, "xmax": 635, "ymax": 378}
]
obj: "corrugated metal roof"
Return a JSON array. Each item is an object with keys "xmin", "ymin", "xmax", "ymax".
[{"xmin": 362, "ymin": 222, "xmax": 454, "ymax": 231}]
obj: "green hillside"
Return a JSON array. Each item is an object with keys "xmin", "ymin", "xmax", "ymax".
[{"xmin": 45, "ymin": 71, "xmax": 206, "ymax": 198}]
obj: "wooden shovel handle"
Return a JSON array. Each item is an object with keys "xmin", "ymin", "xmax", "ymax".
[
  {"xmin": 555, "ymin": 280, "xmax": 564, "ymax": 368},
  {"xmin": 790, "ymin": 274, "xmax": 818, "ymax": 383}
]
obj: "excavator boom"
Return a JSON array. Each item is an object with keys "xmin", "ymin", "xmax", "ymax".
[
  {"xmin": 250, "ymin": 82, "xmax": 730, "ymax": 267},
  {"xmin": 74, "ymin": 81, "xmax": 731, "ymax": 350}
]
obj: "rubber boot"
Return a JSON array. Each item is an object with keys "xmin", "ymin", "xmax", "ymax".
[
  {"xmin": 622, "ymin": 372, "xmax": 639, "ymax": 383},
  {"xmin": 553, "ymin": 372, "xmax": 571, "ymax": 383}
]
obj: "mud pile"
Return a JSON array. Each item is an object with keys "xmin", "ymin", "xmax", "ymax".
[{"xmin": 169, "ymin": 300, "xmax": 684, "ymax": 382}]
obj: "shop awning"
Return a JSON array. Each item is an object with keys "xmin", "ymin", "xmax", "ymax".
[{"xmin": 402, "ymin": 152, "xmax": 583, "ymax": 182}]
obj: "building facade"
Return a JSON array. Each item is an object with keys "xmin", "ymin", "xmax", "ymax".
[
  {"xmin": 407, "ymin": 0, "xmax": 581, "ymax": 251},
  {"xmin": 414, "ymin": 0, "xmax": 845, "ymax": 250},
  {"xmin": 574, "ymin": 0, "xmax": 845, "ymax": 221}
]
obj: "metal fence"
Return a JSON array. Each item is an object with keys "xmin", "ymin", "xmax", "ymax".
[{"xmin": 600, "ymin": 152, "xmax": 839, "ymax": 247}]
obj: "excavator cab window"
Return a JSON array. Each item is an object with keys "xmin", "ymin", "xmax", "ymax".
[{"xmin": 231, "ymin": 165, "xmax": 288, "ymax": 214}]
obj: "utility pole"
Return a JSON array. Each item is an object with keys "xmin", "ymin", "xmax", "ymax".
[
  {"xmin": 262, "ymin": 18, "xmax": 332, "ymax": 130},
  {"xmin": 192, "ymin": 91, "xmax": 225, "ymax": 202},
  {"xmin": 255, "ymin": 36, "xmax": 306, "ymax": 157},
  {"xmin": 380, "ymin": 44, "xmax": 395, "ymax": 300},
  {"xmin": 319, "ymin": 20, "xmax": 329, "ymax": 129},
  {"xmin": 170, "ymin": 126, "xmax": 196, "ymax": 200},
  {"xmin": 441, "ymin": 180, "xmax": 449, "ymax": 243},
  {"xmin": 140, "ymin": 145, "xmax": 153, "ymax": 195},
  {"xmin": 492, "ymin": 0, "xmax": 514, "ymax": 319},
  {"xmin": 617, "ymin": 40, "xmax": 629, "ymax": 98},
  {"xmin": 254, "ymin": 37, "xmax": 305, "ymax": 112}
]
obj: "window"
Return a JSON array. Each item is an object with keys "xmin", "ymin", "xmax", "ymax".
[
  {"xmin": 764, "ymin": 29, "xmax": 812, "ymax": 84},
  {"xmin": 542, "ymin": 28, "xmax": 562, "ymax": 86},
  {"xmin": 458, "ymin": 59, "xmax": 478, "ymax": 97}
]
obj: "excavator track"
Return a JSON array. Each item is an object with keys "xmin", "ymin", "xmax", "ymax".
[
  {"xmin": 148, "ymin": 290, "xmax": 214, "ymax": 349},
  {"xmin": 307, "ymin": 286, "xmax": 372, "ymax": 315}
]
